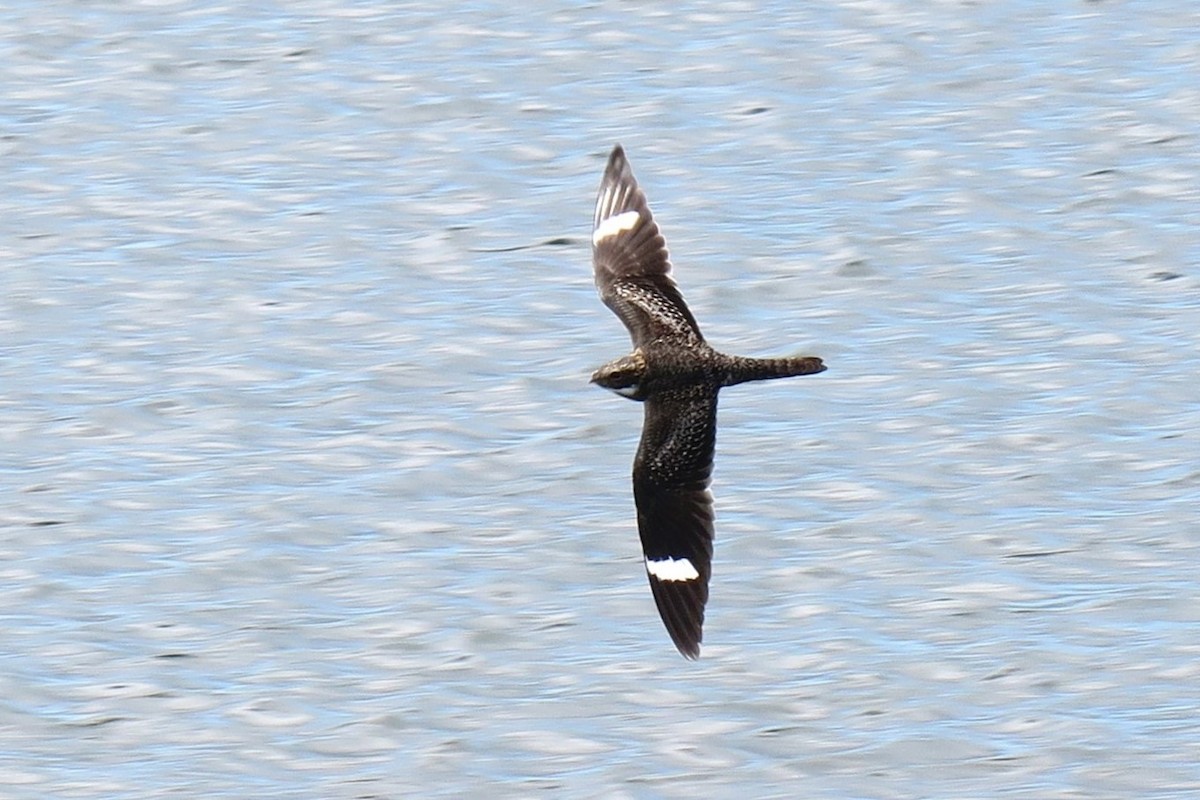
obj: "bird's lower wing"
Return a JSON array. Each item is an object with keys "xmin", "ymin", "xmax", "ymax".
[{"xmin": 633, "ymin": 388, "xmax": 718, "ymax": 659}]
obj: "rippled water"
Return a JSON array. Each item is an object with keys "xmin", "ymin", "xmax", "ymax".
[{"xmin": 2, "ymin": 2, "xmax": 1198, "ymax": 798}]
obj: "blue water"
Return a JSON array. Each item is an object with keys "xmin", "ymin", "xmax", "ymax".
[{"xmin": 2, "ymin": 2, "xmax": 1198, "ymax": 798}]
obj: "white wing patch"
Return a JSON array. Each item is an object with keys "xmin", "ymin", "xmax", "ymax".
[
  {"xmin": 592, "ymin": 210, "xmax": 640, "ymax": 245},
  {"xmin": 645, "ymin": 556, "xmax": 700, "ymax": 582}
]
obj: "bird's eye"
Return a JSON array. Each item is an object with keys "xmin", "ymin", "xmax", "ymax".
[{"xmin": 619, "ymin": 368, "xmax": 646, "ymax": 389}]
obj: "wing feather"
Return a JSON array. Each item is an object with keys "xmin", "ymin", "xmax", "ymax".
[
  {"xmin": 592, "ymin": 145, "xmax": 704, "ymax": 347},
  {"xmin": 632, "ymin": 386, "xmax": 717, "ymax": 659}
]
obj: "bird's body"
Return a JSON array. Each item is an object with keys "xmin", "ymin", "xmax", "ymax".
[{"xmin": 589, "ymin": 145, "xmax": 825, "ymax": 659}]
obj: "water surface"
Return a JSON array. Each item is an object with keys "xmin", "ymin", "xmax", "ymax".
[{"xmin": 2, "ymin": 2, "xmax": 1198, "ymax": 798}]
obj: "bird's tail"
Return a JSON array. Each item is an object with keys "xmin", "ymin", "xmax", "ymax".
[{"xmin": 721, "ymin": 355, "xmax": 825, "ymax": 387}]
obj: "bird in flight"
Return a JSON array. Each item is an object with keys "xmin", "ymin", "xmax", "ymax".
[{"xmin": 590, "ymin": 144, "xmax": 825, "ymax": 659}]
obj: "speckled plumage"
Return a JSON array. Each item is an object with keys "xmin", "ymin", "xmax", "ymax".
[{"xmin": 590, "ymin": 145, "xmax": 826, "ymax": 659}]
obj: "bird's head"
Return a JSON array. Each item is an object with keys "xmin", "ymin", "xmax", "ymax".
[{"xmin": 590, "ymin": 351, "xmax": 648, "ymax": 400}]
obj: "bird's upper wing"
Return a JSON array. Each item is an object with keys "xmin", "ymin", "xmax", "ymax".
[
  {"xmin": 632, "ymin": 386, "xmax": 718, "ymax": 659},
  {"xmin": 592, "ymin": 145, "xmax": 704, "ymax": 348}
]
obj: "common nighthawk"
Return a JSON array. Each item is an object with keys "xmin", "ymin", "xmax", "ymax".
[{"xmin": 590, "ymin": 144, "xmax": 825, "ymax": 659}]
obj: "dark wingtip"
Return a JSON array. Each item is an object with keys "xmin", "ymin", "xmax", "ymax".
[
  {"xmin": 664, "ymin": 612, "xmax": 703, "ymax": 660},
  {"xmin": 605, "ymin": 144, "xmax": 628, "ymax": 173},
  {"xmin": 649, "ymin": 576, "xmax": 707, "ymax": 660},
  {"xmin": 667, "ymin": 623, "xmax": 701, "ymax": 660}
]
